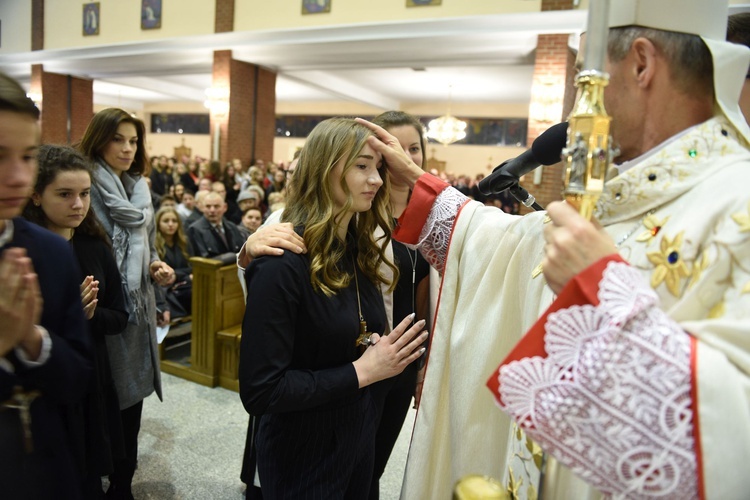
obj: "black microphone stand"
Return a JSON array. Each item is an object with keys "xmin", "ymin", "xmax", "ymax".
[
  {"xmin": 482, "ymin": 167, "xmax": 545, "ymax": 212},
  {"xmin": 508, "ymin": 182, "xmax": 544, "ymax": 211}
]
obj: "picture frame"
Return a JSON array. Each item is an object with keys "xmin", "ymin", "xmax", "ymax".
[
  {"xmin": 141, "ymin": 0, "xmax": 162, "ymax": 30},
  {"xmin": 407, "ymin": 0, "xmax": 441, "ymax": 6},
  {"xmin": 83, "ymin": 2, "xmax": 100, "ymax": 37},
  {"xmin": 302, "ymin": 0, "xmax": 331, "ymax": 15}
]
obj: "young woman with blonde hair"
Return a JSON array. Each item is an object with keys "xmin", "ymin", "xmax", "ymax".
[
  {"xmin": 154, "ymin": 206, "xmax": 193, "ymax": 318},
  {"xmin": 239, "ymin": 118, "xmax": 427, "ymax": 499}
]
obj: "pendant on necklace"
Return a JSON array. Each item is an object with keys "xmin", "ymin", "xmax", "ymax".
[{"xmin": 356, "ymin": 319, "xmax": 374, "ymax": 353}]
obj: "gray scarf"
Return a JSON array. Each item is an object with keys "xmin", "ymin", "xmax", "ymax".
[{"xmin": 92, "ymin": 161, "xmax": 153, "ymax": 324}]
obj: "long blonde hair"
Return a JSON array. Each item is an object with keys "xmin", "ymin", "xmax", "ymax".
[
  {"xmin": 282, "ymin": 118, "xmax": 398, "ymax": 296},
  {"xmin": 154, "ymin": 206, "xmax": 190, "ymax": 262}
]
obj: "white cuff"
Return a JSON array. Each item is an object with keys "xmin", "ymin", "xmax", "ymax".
[{"xmin": 14, "ymin": 326, "xmax": 52, "ymax": 367}]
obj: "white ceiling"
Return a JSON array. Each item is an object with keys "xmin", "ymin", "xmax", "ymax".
[{"xmin": 1, "ymin": 6, "xmax": 749, "ymax": 112}]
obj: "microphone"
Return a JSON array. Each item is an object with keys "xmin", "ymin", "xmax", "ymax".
[{"xmin": 478, "ymin": 121, "xmax": 569, "ymax": 196}]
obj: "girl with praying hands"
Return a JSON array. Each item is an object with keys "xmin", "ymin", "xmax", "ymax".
[{"xmin": 23, "ymin": 144, "xmax": 128, "ymax": 498}]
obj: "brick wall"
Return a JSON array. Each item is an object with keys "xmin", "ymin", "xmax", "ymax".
[
  {"xmin": 542, "ymin": 0, "xmax": 574, "ymax": 11},
  {"xmin": 211, "ymin": 50, "xmax": 276, "ymax": 166},
  {"xmin": 227, "ymin": 58, "xmax": 253, "ymax": 164},
  {"xmin": 32, "ymin": 65, "xmax": 93, "ymax": 145},
  {"xmin": 215, "ymin": 0, "xmax": 235, "ymax": 33},
  {"xmin": 520, "ymin": 0, "xmax": 577, "ymax": 212},
  {"xmin": 69, "ymin": 77, "xmax": 94, "ymax": 144},
  {"xmin": 253, "ymin": 67, "xmax": 277, "ymax": 164},
  {"xmin": 32, "ymin": 0, "xmax": 44, "ymax": 51},
  {"xmin": 211, "ymin": 50, "xmax": 231, "ymax": 163}
]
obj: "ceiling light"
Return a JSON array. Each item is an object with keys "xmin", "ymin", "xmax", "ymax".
[{"xmin": 426, "ymin": 85, "xmax": 467, "ymax": 146}]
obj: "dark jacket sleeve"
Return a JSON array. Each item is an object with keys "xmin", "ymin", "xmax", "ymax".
[
  {"xmin": 88, "ymin": 241, "xmax": 128, "ymax": 336},
  {"xmin": 165, "ymin": 244, "xmax": 192, "ymax": 283},
  {"xmin": 187, "ymin": 221, "xmax": 211, "ymax": 258},
  {"xmin": 225, "ymin": 221, "xmax": 245, "ymax": 254},
  {"xmin": 239, "ymin": 255, "xmax": 358, "ymax": 416}
]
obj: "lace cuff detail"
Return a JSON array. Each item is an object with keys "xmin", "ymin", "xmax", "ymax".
[
  {"xmin": 498, "ymin": 261, "xmax": 697, "ymax": 499},
  {"xmin": 415, "ymin": 187, "xmax": 468, "ymax": 273}
]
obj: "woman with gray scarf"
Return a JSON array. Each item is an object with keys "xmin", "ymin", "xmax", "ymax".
[{"xmin": 78, "ymin": 108, "xmax": 175, "ymax": 500}]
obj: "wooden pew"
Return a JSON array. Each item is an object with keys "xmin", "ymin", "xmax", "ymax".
[{"xmin": 160, "ymin": 256, "xmax": 244, "ymax": 387}]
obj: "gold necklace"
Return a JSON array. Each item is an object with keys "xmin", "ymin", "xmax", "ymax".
[
  {"xmin": 352, "ymin": 256, "xmax": 375, "ymax": 352},
  {"xmin": 406, "ymin": 247, "xmax": 417, "ymax": 314}
]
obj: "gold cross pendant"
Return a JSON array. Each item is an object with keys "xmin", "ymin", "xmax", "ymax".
[
  {"xmin": 356, "ymin": 320, "xmax": 373, "ymax": 353},
  {"xmin": 2, "ymin": 386, "xmax": 40, "ymax": 454}
]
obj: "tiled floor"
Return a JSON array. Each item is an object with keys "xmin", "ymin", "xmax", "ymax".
[{"xmin": 131, "ymin": 372, "xmax": 414, "ymax": 499}]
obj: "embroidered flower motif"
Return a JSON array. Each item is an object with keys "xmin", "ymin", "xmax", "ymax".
[
  {"xmin": 647, "ymin": 232, "xmax": 690, "ymax": 297},
  {"xmin": 636, "ymin": 214, "xmax": 670, "ymax": 243},
  {"xmin": 688, "ymin": 251, "xmax": 710, "ymax": 289},
  {"xmin": 506, "ymin": 467, "xmax": 522, "ymax": 499},
  {"xmin": 525, "ymin": 436, "xmax": 544, "ymax": 470},
  {"xmin": 731, "ymin": 201, "xmax": 750, "ymax": 233}
]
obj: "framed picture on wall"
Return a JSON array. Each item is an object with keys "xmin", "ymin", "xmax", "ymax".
[
  {"xmin": 141, "ymin": 0, "xmax": 162, "ymax": 30},
  {"xmin": 407, "ymin": 0, "xmax": 442, "ymax": 6},
  {"xmin": 302, "ymin": 0, "xmax": 331, "ymax": 15},
  {"xmin": 83, "ymin": 2, "xmax": 100, "ymax": 36}
]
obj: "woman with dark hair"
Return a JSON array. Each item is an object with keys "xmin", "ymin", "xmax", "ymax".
[
  {"xmin": 367, "ymin": 110, "xmax": 431, "ymax": 499},
  {"xmin": 78, "ymin": 107, "xmax": 175, "ymax": 500},
  {"xmin": 23, "ymin": 144, "xmax": 129, "ymax": 498},
  {"xmin": 239, "ymin": 118, "xmax": 428, "ymax": 499}
]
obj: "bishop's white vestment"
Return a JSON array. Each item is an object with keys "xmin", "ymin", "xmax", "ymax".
[{"xmin": 396, "ymin": 116, "xmax": 750, "ymax": 499}]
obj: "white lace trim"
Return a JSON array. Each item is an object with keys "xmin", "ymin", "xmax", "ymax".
[
  {"xmin": 497, "ymin": 261, "xmax": 697, "ymax": 499},
  {"xmin": 415, "ymin": 187, "xmax": 468, "ymax": 273}
]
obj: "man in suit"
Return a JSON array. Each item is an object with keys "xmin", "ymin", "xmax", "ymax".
[
  {"xmin": 0, "ymin": 72, "xmax": 92, "ymax": 498},
  {"xmin": 187, "ymin": 191, "xmax": 243, "ymax": 261}
]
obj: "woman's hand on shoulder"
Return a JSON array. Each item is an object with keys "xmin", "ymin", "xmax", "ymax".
[
  {"xmin": 352, "ymin": 313, "xmax": 428, "ymax": 388},
  {"xmin": 247, "ymin": 222, "xmax": 307, "ymax": 259}
]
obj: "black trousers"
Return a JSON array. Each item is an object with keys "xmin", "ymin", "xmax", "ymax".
[
  {"xmin": 256, "ymin": 391, "xmax": 376, "ymax": 500},
  {"xmin": 107, "ymin": 400, "xmax": 143, "ymax": 494},
  {"xmin": 367, "ymin": 362, "xmax": 418, "ymax": 500}
]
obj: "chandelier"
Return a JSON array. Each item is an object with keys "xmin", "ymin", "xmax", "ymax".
[
  {"xmin": 426, "ymin": 115, "xmax": 467, "ymax": 145},
  {"xmin": 426, "ymin": 86, "xmax": 467, "ymax": 145}
]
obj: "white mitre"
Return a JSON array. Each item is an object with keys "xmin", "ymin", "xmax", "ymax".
[{"xmin": 606, "ymin": 0, "xmax": 750, "ymax": 143}]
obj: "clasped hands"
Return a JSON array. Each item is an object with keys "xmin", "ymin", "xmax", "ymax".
[{"xmin": 0, "ymin": 248, "xmax": 43, "ymax": 359}]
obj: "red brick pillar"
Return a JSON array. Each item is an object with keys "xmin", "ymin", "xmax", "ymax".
[
  {"xmin": 31, "ymin": 65, "xmax": 94, "ymax": 145},
  {"xmin": 210, "ymin": 50, "xmax": 277, "ymax": 166},
  {"xmin": 519, "ymin": 0, "xmax": 577, "ymax": 212},
  {"xmin": 215, "ymin": 0, "xmax": 235, "ymax": 33},
  {"xmin": 32, "ymin": 0, "xmax": 44, "ymax": 51}
]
